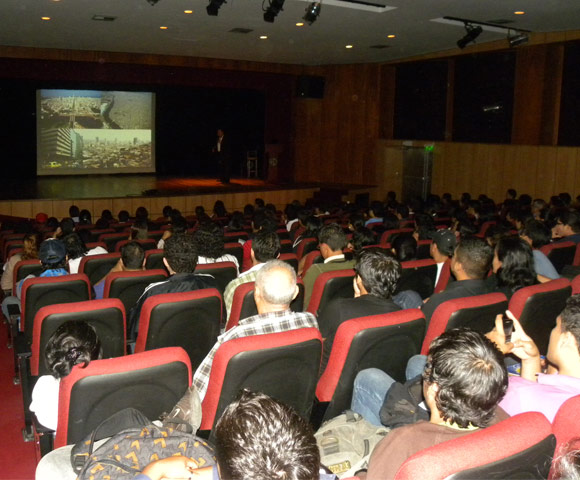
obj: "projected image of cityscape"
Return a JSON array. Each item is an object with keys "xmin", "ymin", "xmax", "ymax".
[{"xmin": 37, "ymin": 89, "xmax": 155, "ymax": 174}]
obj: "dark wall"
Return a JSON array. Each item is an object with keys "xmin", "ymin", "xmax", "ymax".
[
  {"xmin": 559, "ymin": 41, "xmax": 580, "ymax": 146},
  {"xmin": 0, "ymin": 58, "xmax": 293, "ymax": 179},
  {"xmin": 394, "ymin": 60, "xmax": 448, "ymax": 141},
  {"xmin": 453, "ymin": 51, "xmax": 516, "ymax": 144}
]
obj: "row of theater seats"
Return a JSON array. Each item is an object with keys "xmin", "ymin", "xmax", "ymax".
[{"xmin": 12, "ymin": 267, "xmax": 579, "ymax": 460}]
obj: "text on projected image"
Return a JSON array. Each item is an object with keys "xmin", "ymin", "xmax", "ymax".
[{"xmin": 37, "ymin": 89, "xmax": 155, "ymax": 175}]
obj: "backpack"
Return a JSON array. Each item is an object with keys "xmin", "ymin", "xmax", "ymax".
[
  {"xmin": 315, "ymin": 410, "xmax": 389, "ymax": 479},
  {"xmin": 379, "ymin": 374, "xmax": 429, "ymax": 428},
  {"xmin": 71, "ymin": 408, "xmax": 216, "ymax": 480}
]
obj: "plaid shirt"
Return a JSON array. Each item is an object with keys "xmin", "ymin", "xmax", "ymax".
[
  {"xmin": 222, "ymin": 263, "xmax": 264, "ymax": 323},
  {"xmin": 193, "ymin": 309, "xmax": 319, "ymax": 401}
]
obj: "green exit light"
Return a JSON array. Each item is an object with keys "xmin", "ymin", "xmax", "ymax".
[{"xmin": 424, "ymin": 145, "xmax": 434, "ymax": 152}]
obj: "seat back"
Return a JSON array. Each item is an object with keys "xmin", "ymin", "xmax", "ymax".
[
  {"xmin": 540, "ymin": 241, "xmax": 576, "ymax": 274},
  {"xmin": 280, "ymin": 252, "xmax": 299, "ymax": 272},
  {"xmin": 31, "ymin": 299, "xmax": 126, "ymax": 376},
  {"xmin": 316, "ymin": 310, "xmax": 426, "ymax": 421},
  {"xmin": 103, "ymin": 269, "xmax": 168, "ymax": 314},
  {"xmin": 296, "ymin": 237, "xmax": 318, "ymax": 259},
  {"xmin": 307, "ymin": 269, "xmax": 355, "ymax": 315},
  {"xmin": 78, "ymin": 252, "xmax": 121, "ymax": 286},
  {"xmin": 21, "ymin": 274, "xmax": 91, "ymax": 343},
  {"xmin": 572, "ymin": 274, "xmax": 580, "ymax": 295},
  {"xmin": 201, "ymin": 328, "xmax": 322, "ymax": 432},
  {"xmin": 380, "ymin": 228, "xmax": 414, "ymax": 246},
  {"xmin": 399, "ymin": 259, "xmax": 437, "ymax": 299},
  {"xmin": 421, "ymin": 293, "xmax": 508, "ymax": 354},
  {"xmin": 55, "ymin": 347, "xmax": 191, "ymax": 448},
  {"xmin": 224, "ymin": 242, "xmax": 243, "ymax": 267},
  {"xmin": 195, "ymin": 261, "xmax": 237, "ymax": 296},
  {"xmin": 551, "ymin": 394, "xmax": 580, "ymax": 460},
  {"xmin": 226, "ymin": 281, "xmax": 305, "ymax": 331},
  {"xmin": 416, "ymin": 240, "xmax": 433, "ymax": 260},
  {"xmin": 98, "ymin": 233, "xmax": 130, "ymax": 252},
  {"xmin": 394, "ymin": 412, "xmax": 555, "ymax": 480},
  {"xmin": 301, "ymin": 250, "xmax": 323, "ymax": 276},
  {"xmin": 144, "ymin": 249, "xmax": 166, "ymax": 271},
  {"xmin": 224, "ymin": 231, "xmax": 249, "ymax": 243},
  {"xmin": 509, "ymin": 279, "xmax": 571, "ymax": 354},
  {"xmin": 434, "ymin": 259, "xmax": 452, "ymax": 294},
  {"xmin": 13, "ymin": 259, "xmax": 43, "ymax": 293},
  {"xmin": 135, "ymin": 289, "xmax": 222, "ymax": 372}
]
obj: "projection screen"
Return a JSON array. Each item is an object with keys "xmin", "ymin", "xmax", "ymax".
[{"xmin": 37, "ymin": 89, "xmax": 155, "ymax": 175}]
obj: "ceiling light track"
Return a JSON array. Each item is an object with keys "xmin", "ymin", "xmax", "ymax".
[{"xmin": 443, "ymin": 16, "xmax": 531, "ymax": 49}]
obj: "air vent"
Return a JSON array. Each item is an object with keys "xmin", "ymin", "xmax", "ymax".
[
  {"xmin": 485, "ymin": 19, "xmax": 514, "ymax": 25},
  {"xmin": 370, "ymin": 44, "xmax": 389, "ymax": 49},
  {"xmin": 229, "ymin": 28, "xmax": 253, "ymax": 34},
  {"xmin": 92, "ymin": 15, "xmax": 117, "ymax": 21}
]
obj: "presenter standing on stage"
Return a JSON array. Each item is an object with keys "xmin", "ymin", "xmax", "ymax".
[{"xmin": 214, "ymin": 128, "xmax": 231, "ymax": 184}]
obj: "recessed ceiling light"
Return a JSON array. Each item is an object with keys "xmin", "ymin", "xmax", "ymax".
[
  {"xmin": 41, "ymin": 16, "xmax": 51, "ymax": 20},
  {"xmin": 345, "ymin": 44, "xmax": 353, "ymax": 49},
  {"xmin": 184, "ymin": 10, "xmax": 193, "ymax": 14},
  {"xmin": 260, "ymin": 35, "xmax": 268, "ymax": 39},
  {"xmin": 514, "ymin": 11, "xmax": 525, "ymax": 15},
  {"xmin": 160, "ymin": 26, "xmax": 168, "ymax": 29},
  {"xmin": 296, "ymin": 22, "xmax": 304, "ymax": 26},
  {"xmin": 387, "ymin": 34, "xmax": 396, "ymax": 38}
]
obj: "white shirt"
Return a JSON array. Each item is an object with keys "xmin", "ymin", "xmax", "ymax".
[
  {"xmin": 434, "ymin": 262, "xmax": 444, "ymax": 287},
  {"xmin": 68, "ymin": 246, "xmax": 108, "ymax": 274},
  {"xmin": 30, "ymin": 375, "xmax": 60, "ymax": 431},
  {"xmin": 324, "ymin": 254, "xmax": 345, "ymax": 264}
]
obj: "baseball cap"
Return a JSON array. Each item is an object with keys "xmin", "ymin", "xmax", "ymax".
[
  {"xmin": 35, "ymin": 212, "xmax": 48, "ymax": 224},
  {"xmin": 39, "ymin": 239, "xmax": 67, "ymax": 265},
  {"xmin": 431, "ymin": 229, "xmax": 456, "ymax": 256}
]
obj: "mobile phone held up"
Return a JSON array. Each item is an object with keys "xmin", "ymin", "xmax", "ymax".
[{"xmin": 502, "ymin": 315, "xmax": 514, "ymax": 343}]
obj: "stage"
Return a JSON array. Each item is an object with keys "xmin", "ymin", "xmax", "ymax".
[{"xmin": 0, "ymin": 174, "xmax": 376, "ymax": 220}]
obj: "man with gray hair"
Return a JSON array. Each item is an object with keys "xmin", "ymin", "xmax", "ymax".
[{"xmin": 193, "ymin": 260, "xmax": 319, "ymax": 401}]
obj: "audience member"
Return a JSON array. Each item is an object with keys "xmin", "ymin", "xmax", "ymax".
[
  {"xmin": 69, "ymin": 205, "xmax": 80, "ymax": 224},
  {"xmin": 30, "ymin": 321, "xmax": 102, "ymax": 430},
  {"xmin": 157, "ymin": 215, "xmax": 187, "ymax": 250},
  {"xmin": 317, "ymin": 249, "xmax": 401, "ymax": 374},
  {"xmin": 421, "ymin": 236, "xmax": 492, "ymax": 325},
  {"xmin": 192, "ymin": 221, "xmax": 239, "ymax": 271},
  {"xmin": 1, "ymin": 232, "xmax": 39, "ymax": 293},
  {"xmin": 486, "ymin": 236, "xmax": 537, "ymax": 300},
  {"xmin": 520, "ymin": 219, "xmax": 559, "ymax": 279},
  {"xmin": 128, "ymin": 234, "xmax": 216, "ymax": 340},
  {"xmin": 430, "ymin": 229, "xmax": 456, "ymax": 288},
  {"xmin": 490, "ymin": 296, "xmax": 580, "ymax": 422},
  {"xmin": 93, "ymin": 241, "xmax": 146, "ymax": 299},
  {"xmin": 223, "ymin": 231, "xmax": 280, "ymax": 323},
  {"xmin": 194, "ymin": 260, "xmax": 317, "ymax": 400},
  {"xmin": 303, "ymin": 223, "xmax": 355, "ymax": 308},
  {"xmin": 62, "ymin": 233, "xmax": 107, "ymax": 274},
  {"xmin": 365, "ymin": 201, "xmax": 384, "ymax": 227},
  {"xmin": 553, "ymin": 210, "xmax": 580, "ymax": 244},
  {"xmin": 354, "ymin": 329, "xmax": 508, "ymax": 479}
]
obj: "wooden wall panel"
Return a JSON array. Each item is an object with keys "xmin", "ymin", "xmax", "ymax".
[
  {"xmin": 0, "ymin": 188, "xmax": 327, "ymax": 219},
  {"xmin": 293, "ymin": 63, "xmax": 381, "ymax": 186},
  {"xmin": 376, "ymin": 140, "xmax": 580, "ymax": 202}
]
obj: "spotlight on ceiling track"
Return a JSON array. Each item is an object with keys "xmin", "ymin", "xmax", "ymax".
[
  {"xmin": 457, "ymin": 23, "xmax": 482, "ymax": 49},
  {"xmin": 303, "ymin": 2, "xmax": 321, "ymax": 25},
  {"xmin": 263, "ymin": 0, "xmax": 285, "ymax": 23},
  {"xmin": 508, "ymin": 32, "xmax": 529, "ymax": 47},
  {"xmin": 206, "ymin": 0, "xmax": 226, "ymax": 16},
  {"xmin": 147, "ymin": 0, "xmax": 160, "ymax": 5}
]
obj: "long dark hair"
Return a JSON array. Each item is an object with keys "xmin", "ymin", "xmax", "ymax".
[{"xmin": 496, "ymin": 236, "xmax": 536, "ymax": 293}]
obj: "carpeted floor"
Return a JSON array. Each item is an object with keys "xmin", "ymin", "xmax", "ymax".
[{"xmin": 0, "ymin": 321, "xmax": 37, "ymax": 479}]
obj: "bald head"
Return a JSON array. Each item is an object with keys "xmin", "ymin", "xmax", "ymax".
[{"xmin": 254, "ymin": 260, "xmax": 298, "ymax": 312}]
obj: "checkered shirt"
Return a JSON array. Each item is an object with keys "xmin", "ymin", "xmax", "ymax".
[{"xmin": 193, "ymin": 309, "xmax": 319, "ymax": 401}]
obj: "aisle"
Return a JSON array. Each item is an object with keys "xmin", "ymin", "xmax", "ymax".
[{"xmin": 0, "ymin": 322, "xmax": 37, "ymax": 480}]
